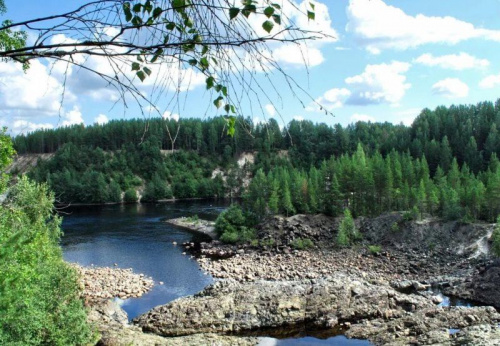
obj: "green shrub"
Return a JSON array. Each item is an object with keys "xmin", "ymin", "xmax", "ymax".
[
  {"xmin": 492, "ymin": 216, "xmax": 500, "ymax": 257},
  {"xmin": 291, "ymin": 238, "xmax": 314, "ymax": 250},
  {"xmin": 390, "ymin": 222, "xmax": 399, "ymax": 233},
  {"xmin": 215, "ymin": 204, "xmax": 256, "ymax": 244},
  {"xmin": 124, "ymin": 188, "xmax": 138, "ymax": 203},
  {"xmin": 368, "ymin": 245, "xmax": 382, "ymax": 255},
  {"xmin": 260, "ymin": 238, "xmax": 275, "ymax": 247},
  {"xmin": 186, "ymin": 214, "xmax": 200, "ymax": 224},
  {"xmin": 0, "ymin": 177, "xmax": 95, "ymax": 345},
  {"xmin": 337, "ymin": 209, "xmax": 361, "ymax": 247}
]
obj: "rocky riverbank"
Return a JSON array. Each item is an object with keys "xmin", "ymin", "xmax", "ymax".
[
  {"xmin": 134, "ymin": 275, "xmax": 500, "ymax": 345},
  {"xmin": 107, "ymin": 212, "xmax": 500, "ymax": 345},
  {"xmin": 73, "ymin": 265, "xmax": 154, "ymax": 302},
  {"xmin": 166, "ymin": 217, "xmax": 217, "ymax": 239},
  {"xmin": 89, "ymin": 300, "xmax": 257, "ymax": 346}
]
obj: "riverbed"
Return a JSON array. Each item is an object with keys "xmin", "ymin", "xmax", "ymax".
[{"xmin": 60, "ymin": 201, "xmax": 375, "ymax": 345}]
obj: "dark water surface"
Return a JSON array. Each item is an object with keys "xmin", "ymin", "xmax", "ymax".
[
  {"xmin": 61, "ymin": 201, "xmax": 227, "ymax": 319},
  {"xmin": 60, "ymin": 201, "xmax": 372, "ymax": 345}
]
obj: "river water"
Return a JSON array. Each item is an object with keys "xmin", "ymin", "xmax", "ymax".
[{"xmin": 60, "ymin": 201, "xmax": 372, "ymax": 345}]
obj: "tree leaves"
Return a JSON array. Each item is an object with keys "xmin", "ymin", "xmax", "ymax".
[
  {"xmin": 229, "ymin": 8, "xmax": 240, "ymax": 20},
  {"xmin": 262, "ymin": 20, "xmax": 274, "ymax": 33}
]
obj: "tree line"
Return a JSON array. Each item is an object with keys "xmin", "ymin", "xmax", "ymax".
[
  {"xmin": 245, "ymin": 144, "xmax": 500, "ymax": 222},
  {"xmin": 14, "ymin": 99, "xmax": 500, "ymax": 173}
]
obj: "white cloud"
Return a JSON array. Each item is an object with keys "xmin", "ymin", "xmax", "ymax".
[
  {"xmin": 0, "ymin": 60, "xmax": 75, "ymax": 116},
  {"xmin": 94, "ymin": 114, "xmax": 109, "ymax": 125},
  {"xmin": 293, "ymin": 116, "xmax": 304, "ymax": 121},
  {"xmin": 61, "ymin": 106, "xmax": 84, "ymax": 126},
  {"xmin": 346, "ymin": 0, "xmax": 500, "ymax": 54},
  {"xmin": 351, "ymin": 113, "xmax": 375, "ymax": 123},
  {"xmin": 12, "ymin": 120, "xmax": 54, "ymax": 134},
  {"xmin": 243, "ymin": 1, "xmax": 337, "ymax": 67},
  {"xmin": 345, "ymin": 61, "xmax": 411, "ymax": 105},
  {"xmin": 431, "ymin": 78, "xmax": 469, "ymax": 98},
  {"xmin": 394, "ymin": 108, "xmax": 422, "ymax": 126},
  {"xmin": 415, "ymin": 52, "xmax": 489, "ymax": 70},
  {"xmin": 162, "ymin": 111, "xmax": 180, "ymax": 122},
  {"xmin": 272, "ymin": 45, "xmax": 324, "ymax": 67},
  {"xmin": 265, "ymin": 104, "xmax": 276, "ymax": 117},
  {"xmin": 307, "ymin": 88, "xmax": 351, "ymax": 112},
  {"xmin": 479, "ymin": 74, "xmax": 500, "ymax": 89}
]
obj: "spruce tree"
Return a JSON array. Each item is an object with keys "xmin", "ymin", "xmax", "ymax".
[{"xmin": 337, "ymin": 209, "xmax": 359, "ymax": 247}]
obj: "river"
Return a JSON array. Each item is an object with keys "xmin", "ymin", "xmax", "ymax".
[{"xmin": 60, "ymin": 201, "xmax": 372, "ymax": 345}]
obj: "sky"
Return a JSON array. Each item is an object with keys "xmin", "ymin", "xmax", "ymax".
[{"xmin": 1, "ymin": 0, "xmax": 500, "ymax": 134}]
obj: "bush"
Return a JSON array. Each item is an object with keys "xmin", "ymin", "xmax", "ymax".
[
  {"xmin": 291, "ymin": 238, "xmax": 314, "ymax": 250},
  {"xmin": 0, "ymin": 177, "xmax": 95, "ymax": 345},
  {"xmin": 124, "ymin": 188, "xmax": 138, "ymax": 203},
  {"xmin": 368, "ymin": 245, "xmax": 382, "ymax": 255},
  {"xmin": 391, "ymin": 222, "xmax": 399, "ymax": 233},
  {"xmin": 215, "ymin": 204, "xmax": 256, "ymax": 244},
  {"xmin": 337, "ymin": 209, "xmax": 361, "ymax": 247},
  {"xmin": 492, "ymin": 216, "xmax": 500, "ymax": 257}
]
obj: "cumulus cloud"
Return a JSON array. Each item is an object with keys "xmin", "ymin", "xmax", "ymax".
[
  {"xmin": 0, "ymin": 60, "xmax": 75, "ymax": 116},
  {"xmin": 94, "ymin": 114, "xmax": 109, "ymax": 125},
  {"xmin": 306, "ymin": 88, "xmax": 351, "ymax": 112},
  {"xmin": 293, "ymin": 116, "xmax": 304, "ymax": 121},
  {"xmin": 265, "ymin": 104, "xmax": 276, "ymax": 117},
  {"xmin": 61, "ymin": 106, "xmax": 85, "ymax": 127},
  {"xmin": 414, "ymin": 52, "xmax": 489, "ymax": 70},
  {"xmin": 244, "ymin": 1, "xmax": 337, "ymax": 67},
  {"xmin": 351, "ymin": 113, "xmax": 375, "ymax": 123},
  {"xmin": 346, "ymin": 0, "xmax": 500, "ymax": 54},
  {"xmin": 272, "ymin": 45, "xmax": 325, "ymax": 67},
  {"xmin": 431, "ymin": 78, "xmax": 469, "ymax": 98},
  {"xmin": 12, "ymin": 120, "xmax": 54, "ymax": 134},
  {"xmin": 162, "ymin": 111, "xmax": 180, "ymax": 122},
  {"xmin": 394, "ymin": 108, "xmax": 422, "ymax": 126},
  {"xmin": 479, "ymin": 74, "xmax": 500, "ymax": 89},
  {"xmin": 345, "ymin": 61, "xmax": 411, "ymax": 105}
]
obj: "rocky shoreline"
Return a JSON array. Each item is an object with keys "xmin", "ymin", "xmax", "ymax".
[
  {"xmin": 73, "ymin": 264, "xmax": 154, "ymax": 303},
  {"xmin": 86, "ymin": 213, "xmax": 500, "ymax": 345}
]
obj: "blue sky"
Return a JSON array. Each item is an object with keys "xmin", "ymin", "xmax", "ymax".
[{"xmin": 1, "ymin": 0, "xmax": 500, "ymax": 134}]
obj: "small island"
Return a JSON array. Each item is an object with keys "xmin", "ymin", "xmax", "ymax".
[{"xmin": 166, "ymin": 216, "xmax": 217, "ymax": 240}]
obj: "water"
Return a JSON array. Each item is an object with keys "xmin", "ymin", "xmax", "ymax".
[
  {"xmin": 258, "ymin": 336, "xmax": 372, "ymax": 346},
  {"xmin": 60, "ymin": 201, "xmax": 372, "ymax": 345},
  {"xmin": 60, "ymin": 200, "xmax": 227, "ymax": 319}
]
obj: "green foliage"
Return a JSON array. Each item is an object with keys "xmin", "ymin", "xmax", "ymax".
[
  {"xmin": 0, "ymin": 127, "xmax": 14, "ymax": 193},
  {"xmin": 337, "ymin": 209, "xmax": 360, "ymax": 247},
  {"xmin": 0, "ymin": 177, "xmax": 94, "ymax": 345},
  {"xmin": 368, "ymin": 245, "xmax": 382, "ymax": 255},
  {"xmin": 215, "ymin": 204, "xmax": 256, "ymax": 244},
  {"xmin": 492, "ymin": 216, "xmax": 500, "ymax": 257},
  {"xmin": 291, "ymin": 237, "xmax": 314, "ymax": 250},
  {"xmin": 124, "ymin": 188, "xmax": 138, "ymax": 203},
  {"xmin": 391, "ymin": 222, "xmax": 400, "ymax": 233},
  {"xmin": 185, "ymin": 214, "xmax": 199, "ymax": 224}
]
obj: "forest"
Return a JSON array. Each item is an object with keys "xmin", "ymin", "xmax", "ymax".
[{"xmin": 11, "ymin": 99, "xmax": 500, "ymax": 223}]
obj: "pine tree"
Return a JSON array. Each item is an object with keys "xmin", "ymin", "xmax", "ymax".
[
  {"xmin": 337, "ymin": 209, "xmax": 360, "ymax": 247},
  {"xmin": 281, "ymin": 179, "xmax": 295, "ymax": 217},
  {"xmin": 268, "ymin": 179, "xmax": 280, "ymax": 214}
]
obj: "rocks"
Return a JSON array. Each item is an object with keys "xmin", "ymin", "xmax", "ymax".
[
  {"xmin": 197, "ymin": 248, "xmax": 463, "ymax": 284},
  {"xmin": 442, "ymin": 260, "xmax": 500, "ymax": 309},
  {"xmin": 134, "ymin": 274, "xmax": 435, "ymax": 337},
  {"xmin": 73, "ymin": 264, "xmax": 154, "ymax": 302},
  {"xmin": 166, "ymin": 217, "xmax": 216, "ymax": 239},
  {"xmin": 346, "ymin": 306, "xmax": 500, "ymax": 345},
  {"xmin": 89, "ymin": 299, "xmax": 258, "ymax": 346}
]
